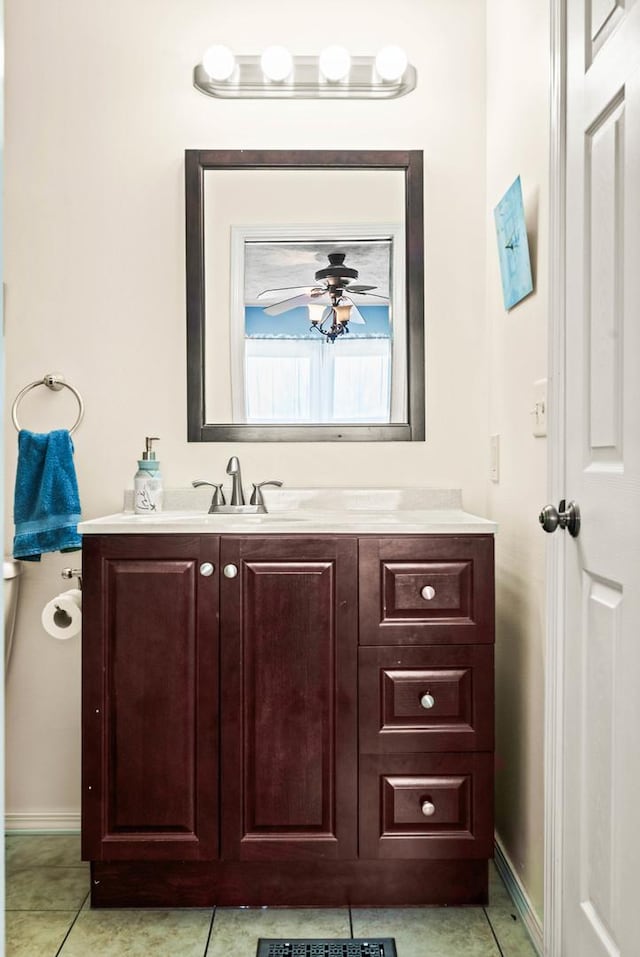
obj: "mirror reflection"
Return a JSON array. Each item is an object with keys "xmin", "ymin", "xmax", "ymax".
[
  {"xmin": 186, "ymin": 151, "xmax": 424, "ymax": 441},
  {"xmin": 230, "ymin": 228, "xmax": 406, "ymax": 426}
]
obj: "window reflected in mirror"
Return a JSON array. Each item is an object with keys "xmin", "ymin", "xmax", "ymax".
[{"xmin": 231, "ymin": 233, "xmax": 407, "ymax": 425}]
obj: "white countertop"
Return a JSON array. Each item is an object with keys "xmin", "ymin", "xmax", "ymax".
[{"xmin": 78, "ymin": 488, "xmax": 497, "ymax": 535}]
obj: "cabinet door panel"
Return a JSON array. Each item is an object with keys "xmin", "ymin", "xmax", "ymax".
[
  {"xmin": 221, "ymin": 537, "xmax": 357, "ymax": 861},
  {"xmin": 359, "ymin": 753, "xmax": 493, "ymax": 860},
  {"xmin": 359, "ymin": 537, "xmax": 494, "ymax": 645},
  {"xmin": 359, "ymin": 645, "xmax": 494, "ymax": 752},
  {"xmin": 82, "ymin": 535, "xmax": 219, "ymax": 862}
]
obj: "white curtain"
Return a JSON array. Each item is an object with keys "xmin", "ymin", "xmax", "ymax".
[
  {"xmin": 243, "ymin": 338, "xmax": 392, "ymax": 424},
  {"xmin": 330, "ymin": 339, "xmax": 391, "ymax": 422}
]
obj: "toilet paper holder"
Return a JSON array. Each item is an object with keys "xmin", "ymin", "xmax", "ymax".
[{"xmin": 61, "ymin": 567, "xmax": 82, "ymax": 591}]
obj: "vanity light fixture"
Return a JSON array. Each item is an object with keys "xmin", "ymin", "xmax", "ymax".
[
  {"xmin": 374, "ymin": 45, "xmax": 409, "ymax": 82},
  {"xmin": 260, "ymin": 45, "xmax": 294, "ymax": 82},
  {"xmin": 201, "ymin": 44, "xmax": 236, "ymax": 82},
  {"xmin": 318, "ymin": 45, "xmax": 352, "ymax": 82},
  {"xmin": 195, "ymin": 46, "xmax": 416, "ymax": 99}
]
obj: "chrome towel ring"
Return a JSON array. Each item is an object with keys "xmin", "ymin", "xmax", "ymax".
[{"xmin": 11, "ymin": 374, "xmax": 84, "ymax": 435}]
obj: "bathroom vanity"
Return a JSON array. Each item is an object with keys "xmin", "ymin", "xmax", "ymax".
[{"xmin": 79, "ymin": 490, "xmax": 495, "ymax": 908}]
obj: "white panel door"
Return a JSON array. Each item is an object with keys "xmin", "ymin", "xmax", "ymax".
[{"xmin": 564, "ymin": 1, "xmax": 640, "ymax": 955}]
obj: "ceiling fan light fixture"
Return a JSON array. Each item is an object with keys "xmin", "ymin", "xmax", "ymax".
[
  {"xmin": 307, "ymin": 303, "xmax": 327, "ymax": 325},
  {"xmin": 201, "ymin": 45, "xmax": 236, "ymax": 81},
  {"xmin": 319, "ymin": 45, "xmax": 352, "ymax": 82},
  {"xmin": 375, "ymin": 45, "xmax": 409, "ymax": 82},
  {"xmin": 333, "ymin": 304, "xmax": 353, "ymax": 325},
  {"xmin": 259, "ymin": 252, "xmax": 383, "ymax": 341},
  {"xmin": 260, "ymin": 45, "xmax": 294, "ymax": 82}
]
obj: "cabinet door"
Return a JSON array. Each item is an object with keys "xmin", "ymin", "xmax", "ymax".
[
  {"xmin": 82, "ymin": 535, "xmax": 219, "ymax": 862},
  {"xmin": 359, "ymin": 536, "xmax": 494, "ymax": 645},
  {"xmin": 220, "ymin": 536, "xmax": 358, "ymax": 861}
]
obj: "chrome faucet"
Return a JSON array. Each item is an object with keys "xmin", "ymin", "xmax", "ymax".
[
  {"xmin": 191, "ymin": 481, "xmax": 225, "ymax": 513},
  {"xmin": 226, "ymin": 456, "xmax": 245, "ymax": 506},
  {"xmin": 192, "ymin": 459, "xmax": 282, "ymax": 514},
  {"xmin": 250, "ymin": 480, "xmax": 283, "ymax": 511}
]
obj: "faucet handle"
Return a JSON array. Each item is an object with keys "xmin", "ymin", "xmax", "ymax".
[
  {"xmin": 192, "ymin": 480, "xmax": 226, "ymax": 510},
  {"xmin": 250, "ymin": 480, "xmax": 283, "ymax": 510}
]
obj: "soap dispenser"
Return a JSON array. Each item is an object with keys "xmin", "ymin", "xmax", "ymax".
[{"xmin": 134, "ymin": 437, "xmax": 163, "ymax": 514}]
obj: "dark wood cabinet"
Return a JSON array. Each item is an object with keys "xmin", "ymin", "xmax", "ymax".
[
  {"xmin": 82, "ymin": 532, "xmax": 494, "ymax": 907},
  {"xmin": 359, "ymin": 752, "xmax": 494, "ymax": 860},
  {"xmin": 219, "ymin": 537, "xmax": 358, "ymax": 861},
  {"xmin": 358, "ymin": 644, "xmax": 494, "ymax": 753},
  {"xmin": 81, "ymin": 534, "xmax": 219, "ymax": 862},
  {"xmin": 357, "ymin": 536, "xmax": 494, "ymax": 871},
  {"xmin": 359, "ymin": 535, "xmax": 494, "ymax": 644}
]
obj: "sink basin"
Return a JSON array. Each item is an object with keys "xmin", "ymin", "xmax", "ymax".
[
  {"xmin": 79, "ymin": 488, "xmax": 498, "ymax": 536},
  {"xmin": 225, "ymin": 513, "xmax": 307, "ymax": 523},
  {"xmin": 83, "ymin": 510, "xmax": 310, "ymax": 528}
]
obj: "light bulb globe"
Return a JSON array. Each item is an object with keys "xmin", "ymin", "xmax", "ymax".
[
  {"xmin": 260, "ymin": 45, "xmax": 293, "ymax": 82},
  {"xmin": 375, "ymin": 45, "xmax": 408, "ymax": 82},
  {"xmin": 319, "ymin": 45, "xmax": 351, "ymax": 82},
  {"xmin": 202, "ymin": 45, "xmax": 236, "ymax": 82}
]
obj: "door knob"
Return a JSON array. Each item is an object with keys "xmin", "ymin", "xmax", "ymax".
[
  {"xmin": 223, "ymin": 564, "xmax": 239, "ymax": 579},
  {"xmin": 420, "ymin": 692, "xmax": 435, "ymax": 710},
  {"xmin": 199, "ymin": 562, "xmax": 215, "ymax": 577},
  {"xmin": 421, "ymin": 800, "xmax": 436, "ymax": 817},
  {"xmin": 420, "ymin": 585, "xmax": 436, "ymax": 601},
  {"xmin": 539, "ymin": 499, "xmax": 580, "ymax": 537}
]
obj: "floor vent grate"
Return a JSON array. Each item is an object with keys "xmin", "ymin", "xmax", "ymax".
[{"xmin": 257, "ymin": 940, "xmax": 397, "ymax": 957}]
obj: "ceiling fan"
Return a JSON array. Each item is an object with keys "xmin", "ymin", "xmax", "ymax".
[{"xmin": 256, "ymin": 251, "xmax": 389, "ymax": 343}]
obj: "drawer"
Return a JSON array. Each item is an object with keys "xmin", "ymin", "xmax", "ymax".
[
  {"xmin": 359, "ymin": 537, "xmax": 494, "ymax": 645},
  {"xmin": 359, "ymin": 753, "xmax": 493, "ymax": 860},
  {"xmin": 359, "ymin": 645, "xmax": 493, "ymax": 753}
]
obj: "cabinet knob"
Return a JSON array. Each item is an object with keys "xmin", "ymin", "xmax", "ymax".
[
  {"xmin": 199, "ymin": 562, "xmax": 215, "ymax": 577},
  {"xmin": 420, "ymin": 692, "xmax": 435, "ymax": 710},
  {"xmin": 421, "ymin": 585, "xmax": 436, "ymax": 601},
  {"xmin": 421, "ymin": 800, "xmax": 436, "ymax": 817},
  {"xmin": 223, "ymin": 564, "xmax": 239, "ymax": 579}
]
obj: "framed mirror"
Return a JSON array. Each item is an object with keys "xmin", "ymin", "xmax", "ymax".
[{"xmin": 186, "ymin": 150, "xmax": 424, "ymax": 441}]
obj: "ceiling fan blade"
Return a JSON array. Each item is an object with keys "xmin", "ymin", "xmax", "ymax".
[
  {"xmin": 342, "ymin": 298, "xmax": 366, "ymax": 324},
  {"xmin": 257, "ymin": 285, "xmax": 316, "ymax": 301},
  {"xmin": 346, "ymin": 284, "xmax": 377, "ymax": 293},
  {"xmin": 354, "ymin": 291, "xmax": 390, "ymax": 302},
  {"xmin": 263, "ymin": 293, "xmax": 318, "ymax": 315}
]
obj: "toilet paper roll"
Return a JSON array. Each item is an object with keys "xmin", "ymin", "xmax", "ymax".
[{"xmin": 41, "ymin": 588, "xmax": 82, "ymax": 640}]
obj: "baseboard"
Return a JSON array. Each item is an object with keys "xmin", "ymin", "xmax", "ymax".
[
  {"xmin": 494, "ymin": 835, "xmax": 544, "ymax": 956},
  {"xmin": 5, "ymin": 812, "xmax": 81, "ymax": 833}
]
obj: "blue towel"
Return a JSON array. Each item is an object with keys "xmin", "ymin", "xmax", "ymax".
[{"xmin": 13, "ymin": 429, "xmax": 82, "ymax": 562}]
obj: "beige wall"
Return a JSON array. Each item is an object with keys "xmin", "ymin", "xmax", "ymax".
[
  {"xmin": 486, "ymin": 0, "xmax": 549, "ymax": 920},
  {"xmin": 4, "ymin": 1, "xmax": 488, "ymax": 822}
]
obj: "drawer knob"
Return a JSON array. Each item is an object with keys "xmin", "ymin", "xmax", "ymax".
[
  {"xmin": 420, "ymin": 692, "xmax": 435, "ymax": 710},
  {"xmin": 421, "ymin": 585, "xmax": 436, "ymax": 601},
  {"xmin": 199, "ymin": 562, "xmax": 215, "ymax": 577},
  {"xmin": 421, "ymin": 799, "xmax": 436, "ymax": 817},
  {"xmin": 223, "ymin": 564, "xmax": 239, "ymax": 579}
]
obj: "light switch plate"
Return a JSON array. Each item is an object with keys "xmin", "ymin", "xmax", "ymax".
[
  {"xmin": 489, "ymin": 434, "xmax": 500, "ymax": 482},
  {"xmin": 532, "ymin": 379, "xmax": 547, "ymax": 437}
]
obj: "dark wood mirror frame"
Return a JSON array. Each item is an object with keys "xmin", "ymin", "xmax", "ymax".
[{"xmin": 185, "ymin": 149, "xmax": 425, "ymax": 442}]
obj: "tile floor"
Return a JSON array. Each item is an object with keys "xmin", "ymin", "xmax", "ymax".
[{"xmin": 5, "ymin": 834, "xmax": 538, "ymax": 957}]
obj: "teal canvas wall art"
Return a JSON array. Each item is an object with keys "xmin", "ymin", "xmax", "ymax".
[{"xmin": 494, "ymin": 175, "xmax": 533, "ymax": 310}]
